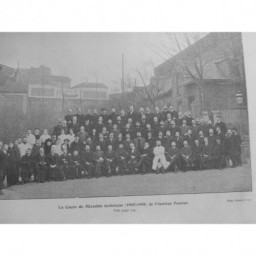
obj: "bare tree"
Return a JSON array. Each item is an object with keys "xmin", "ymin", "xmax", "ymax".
[
  {"xmin": 149, "ymin": 32, "xmax": 245, "ymax": 114},
  {"xmin": 134, "ymin": 58, "xmax": 172, "ymax": 109}
]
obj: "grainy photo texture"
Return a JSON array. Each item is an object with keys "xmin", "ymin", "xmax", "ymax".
[{"xmin": 0, "ymin": 32, "xmax": 251, "ymax": 200}]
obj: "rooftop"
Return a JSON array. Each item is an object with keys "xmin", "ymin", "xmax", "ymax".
[
  {"xmin": 0, "ymin": 77, "xmax": 27, "ymax": 94},
  {"xmin": 73, "ymin": 82, "xmax": 108, "ymax": 89}
]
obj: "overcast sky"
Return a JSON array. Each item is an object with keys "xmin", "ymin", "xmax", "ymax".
[{"xmin": 0, "ymin": 33, "xmax": 169, "ymax": 93}]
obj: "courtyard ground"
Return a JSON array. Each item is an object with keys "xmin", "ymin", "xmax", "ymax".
[{"xmin": 0, "ymin": 162, "xmax": 252, "ymax": 200}]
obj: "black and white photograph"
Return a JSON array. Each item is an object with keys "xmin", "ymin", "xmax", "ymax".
[{"xmin": 0, "ymin": 32, "xmax": 251, "ymax": 200}]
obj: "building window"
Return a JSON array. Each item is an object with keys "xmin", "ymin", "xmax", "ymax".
[
  {"xmin": 82, "ymin": 90, "xmax": 107, "ymax": 99},
  {"xmin": 30, "ymin": 87, "xmax": 55, "ymax": 97}
]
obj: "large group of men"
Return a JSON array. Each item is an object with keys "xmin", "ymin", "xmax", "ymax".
[{"xmin": 0, "ymin": 105, "xmax": 243, "ymax": 191}]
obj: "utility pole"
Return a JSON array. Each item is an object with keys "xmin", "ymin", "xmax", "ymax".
[
  {"xmin": 41, "ymin": 70, "xmax": 45, "ymax": 124},
  {"xmin": 121, "ymin": 53, "xmax": 124, "ymax": 93}
]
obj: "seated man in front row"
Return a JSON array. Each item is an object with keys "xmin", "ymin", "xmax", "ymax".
[
  {"xmin": 105, "ymin": 145, "xmax": 116, "ymax": 176},
  {"xmin": 93, "ymin": 145, "xmax": 105, "ymax": 178},
  {"xmin": 152, "ymin": 140, "xmax": 170, "ymax": 174},
  {"xmin": 166, "ymin": 141, "xmax": 180, "ymax": 172},
  {"xmin": 70, "ymin": 150, "xmax": 83, "ymax": 179},
  {"xmin": 81, "ymin": 144, "xmax": 94, "ymax": 178},
  {"xmin": 191, "ymin": 139, "xmax": 203, "ymax": 170},
  {"xmin": 35, "ymin": 147, "xmax": 47, "ymax": 183},
  {"xmin": 127, "ymin": 142, "xmax": 140, "ymax": 174},
  {"xmin": 20, "ymin": 148, "xmax": 33, "ymax": 183},
  {"xmin": 46, "ymin": 146, "xmax": 61, "ymax": 181},
  {"xmin": 115, "ymin": 143, "xmax": 128, "ymax": 175},
  {"xmin": 180, "ymin": 140, "xmax": 192, "ymax": 171},
  {"xmin": 212, "ymin": 138, "xmax": 226, "ymax": 170},
  {"xmin": 136, "ymin": 141, "xmax": 153, "ymax": 174}
]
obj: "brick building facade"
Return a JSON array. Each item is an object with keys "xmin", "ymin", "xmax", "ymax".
[
  {"xmin": 152, "ymin": 32, "xmax": 248, "ymax": 134},
  {"xmin": 0, "ymin": 65, "xmax": 108, "ymax": 141}
]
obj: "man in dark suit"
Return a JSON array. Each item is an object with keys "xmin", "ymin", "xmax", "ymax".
[
  {"xmin": 232, "ymin": 127, "xmax": 242, "ymax": 166},
  {"xmin": 201, "ymin": 137, "xmax": 214, "ymax": 169},
  {"xmin": 59, "ymin": 148, "xmax": 72, "ymax": 180},
  {"xmin": 215, "ymin": 116, "xmax": 227, "ymax": 134},
  {"xmin": 168, "ymin": 105, "xmax": 178, "ymax": 120},
  {"xmin": 93, "ymin": 145, "xmax": 105, "ymax": 177},
  {"xmin": 127, "ymin": 105, "xmax": 138, "ymax": 124},
  {"xmin": 105, "ymin": 145, "xmax": 116, "ymax": 176},
  {"xmin": 127, "ymin": 142, "xmax": 140, "ymax": 174},
  {"xmin": 65, "ymin": 108, "xmax": 73, "ymax": 130},
  {"xmin": 134, "ymin": 131, "xmax": 145, "ymax": 154},
  {"xmin": 226, "ymin": 129, "xmax": 240, "ymax": 167},
  {"xmin": 0, "ymin": 144, "xmax": 8, "ymax": 190},
  {"xmin": 166, "ymin": 141, "xmax": 180, "ymax": 172},
  {"xmin": 136, "ymin": 141, "xmax": 153, "ymax": 174},
  {"xmin": 46, "ymin": 146, "xmax": 60, "ymax": 181},
  {"xmin": 81, "ymin": 145, "xmax": 94, "ymax": 178},
  {"xmin": 35, "ymin": 147, "xmax": 47, "ymax": 183},
  {"xmin": 20, "ymin": 148, "xmax": 33, "ymax": 183},
  {"xmin": 95, "ymin": 133, "xmax": 107, "ymax": 153},
  {"xmin": 115, "ymin": 143, "xmax": 128, "ymax": 175},
  {"xmin": 108, "ymin": 107, "xmax": 117, "ymax": 123},
  {"xmin": 76, "ymin": 108, "xmax": 85, "ymax": 126},
  {"xmin": 191, "ymin": 139, "xmax": 203, "ymax": 170},
  {"xmin": 212, "ymin": 138, "xmax": 226, "ymax": 169}
]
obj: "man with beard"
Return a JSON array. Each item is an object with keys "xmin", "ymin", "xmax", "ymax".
[
  {"xmin": 174, "ymin": 131, "xmax": 183, "ymax": 150},
  {"xmin": 152, "ymin": 140, "xmax": 170, "ymax": 174},
  {"xmin": 20, "ymin": 148, "xmax": 33, "ymax": 183},
  {"xmin": 70, "ymin": 135, "xmax": 82, "ymax": 154},
  {"xmin": 105, "ymin": 145, "xmax": 116, "ymax": 176},
  {"xmin": 168, "ymin": 105, "xmax": 178, "ymax": 120},
  {"xmin": 114, "ymin": 133, "xmax": 124, "ymax": 151},
  {"xmin": 59, "ymin": 148, "xmax": 71, "ymax": 180},
  {"xmin": 127, "ymin": 143, "xmax": 140, "ymax": 174},
  {"xmin": 31, "ymin": 139, "xmax": 42, "ymax": 182},
  {"xmin": 179, "ymin": 140, "xmax": 192, "ymax": 171},
  {"xmin": 212, "ymin": 138, "xmax": 226, "ymax": 170},
  {"xmin": 145, "ymin": 107, "xmax": 153, "ymax": 124},
  {"xmin": 93, "ymin": 145, "xmax": 105, "ymax": 178},
  {"xmin": 46, "ymin": 146, "xmax": 60, "ymax": 181},
  {"xmin": 0, "ymin": 144, "xmax": 8, "ymax": 189},
  {"xmin": 134, "ymin": 131, "xmax": 145, "ymax": 154},
  {"xmin": 115, "ymin": 143, "xmax": 128, "ymax": 175},
  {"xmin": 70, "ymin": 150, "xmax": 83, "ymax": 179},
  {"xmin": 65, "ymin": 108, "xmax": 73, "ymax": 130},
  {"xmin": 71, "ymin": 116, "xmax": 80, "ymax": 134},
  {"xmin": 232, "ymin": 127, "xmax": 242, "ymax": 166},
  {"xmin": 136, "ymin": 141, "xmax": 153, "ymax": 174},
  {"xmin": 34, "ymin": 128, "xmax": 41, "ymax": 141},
  {"xmin": 7, "ymin": 142, "xmax": 20, "ymax": 186},
  {"xmin": 81, "ymin": 145, "xmax": 94, "ymax": 178},
  {"xmin": 127, "ymin": 105, "xmax": 138, "ymax": 124},
  {"xmin": 106, "ymin": 132, "xmax": 116, "ymax": 149},
  {"xmin": 53, "ymin": 119, "xmax": 64, "ymax": 137},
  {"xmin": 215, "ymin": 116, "xmax": 227, "ymax": 134},
  {"xmin": 226, "ymin": 129, "xmax": 240, "ymax": 168},
  {"xmin": 201, "ymin": 137, "xmax": 214, "ymax": 169},
  {"xmin": 35, "ymin": 147, "xmax": 47, "ymax": 183},
  {"xmin": 76, "ymin": 108, "xmax": 85, "ymax": 126},
  {"xmin": 18, "ymin": 137, "xmax": 32, "ymax": 157},
  {"xmin": 166, "ymin": 141, "xmax": 180, "ymax": 172},
  {"xmin": 108, "ymin": 107, "xmax": 117, "ymax": 124},
  {"xmin": 191, "ymin": 139, "xmax": 203, "ymax": 170},
  {"xmin": 146, "ymin": 132, "xmax": 156, "ymax": 149}
]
